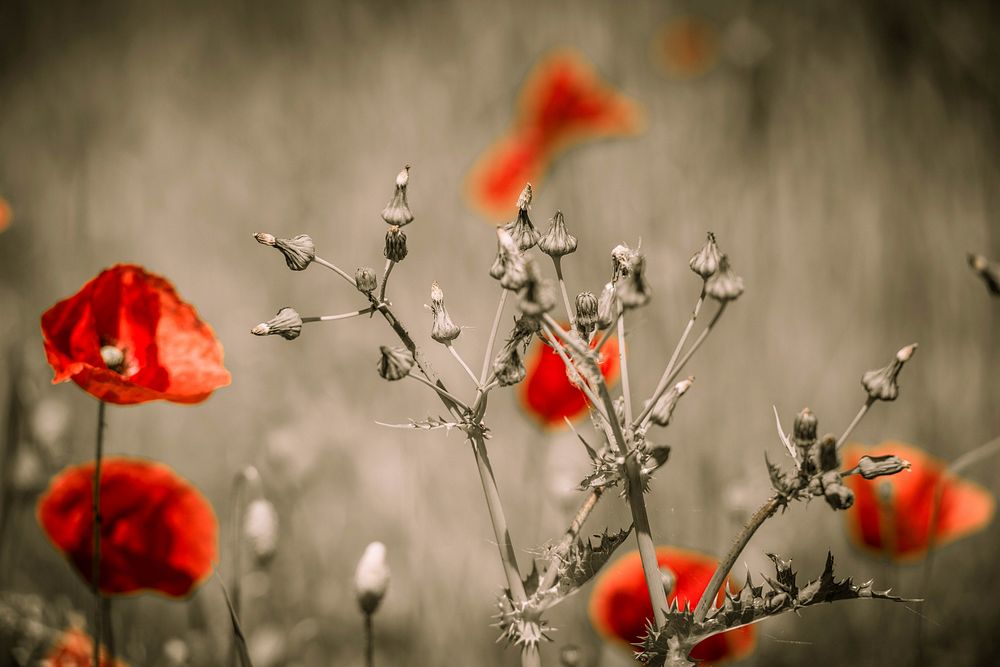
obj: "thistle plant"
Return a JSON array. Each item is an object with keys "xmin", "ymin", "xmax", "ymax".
[{"xmin": 251, "ymin": 171, "xmax": 920, "ymax": 666}]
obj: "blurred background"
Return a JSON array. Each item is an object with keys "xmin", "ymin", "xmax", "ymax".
[{"xmin": 1, "ymin": 0, "xmax": 998, "ymax": 665}]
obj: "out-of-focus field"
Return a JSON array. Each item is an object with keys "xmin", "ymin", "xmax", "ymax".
[{"xmin": 1, "ymin": 1, "xmax": 998, "ymax": 665}]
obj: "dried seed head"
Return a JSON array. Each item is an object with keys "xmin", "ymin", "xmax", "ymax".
[
  {"xmin": 355, "ymin": 267, "xmax": 378, "ymax": 293},
  {"xmin": 100, "ymin": 345, "xmax": 125, "ymax": 372},
  {"xmin": 517, "ymin": 182, "xmax": 533, "ymax": 210},
  {"xmin": 355, "ymin": 541, "xmax": 390, "ymax": 615},
  {"xmin": 381, "ymin": 165, "xmax": 414, "ymax": 227},
  {"xmin": 252, "ymin": 307, "xmax": 303, "ymax": 340},
  {"xmin": 505, "ymin": 205, "xmax": 541, "ymax": 252},
  {"xmin": 646, "ymin": 377, "xmax": 694, "ymax": 427},
  {"xmin": 816, "ymin": 434, "xmax": 839, "ymax": 472},
  {"xmin": 538, "ymin": 210, "xmax": 578, "ymax": 258},
  {"xmin": 596, "ymin": 282, "xmax": 616, "ymax": 329},
  {"xmin": 689, "ymin": 231, "xmax": 723, "ymax": 279},
  {"xmin": 243, "ymin": 498, "xmax": 279, "ymax": 567},
  {"xmin": 856, "ymin": 454, "xmax": 911, "ymax": 480},
  {"xmin": 612, "ymin": 245, "xmax": 651, "ymax": 310},
  {"xmin": 967, "ymin": 253, "xmax": 1000, "ymax": 296},
  {"xmin": 704, "ymin": 254, "xmax": 744, "ymax": 302},
  {"xmin": 793, "ymin": 407, "xmax": 818, "ymax": 445},
  {"xmin": 861, "ymin": 343, "xmax": 918, "ymax": 402},
  {"xmin": 377, "ymin": 345, "xmax": 415, "ymax": 381},
  {"xmin": 518, "ymin": 259, "xmax": 556, "ymax": 316},
  {"xmin": 429, "ymin": 282, "xmax": 461, "ymax": 343},
  {"xmin": 490, "ymin": 228, "xmax": 529, "ymax": 290},
  {"xmin": 574, "ymin": 291, "xmax": 599, "ymax": 336},
  {"xmin": 384, "ymin": 226, "xmax": 408, "ymax": 262},
  {"xmin": 493, "ymin": 342, "xmax": 526, "ymax": 386},
  {"xmin": 255, "ymin": 233, "xmax": 316, "ymax": 271},
  {"xmin": 821, "ymin": 471, "xmax": 855, "ymax": 510}
]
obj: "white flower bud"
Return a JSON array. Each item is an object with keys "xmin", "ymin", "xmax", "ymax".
[{"xmin": 355, "ymin": 541, "xmax": 390, "ymax": 615}]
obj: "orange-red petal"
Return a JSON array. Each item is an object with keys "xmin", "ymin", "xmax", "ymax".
[
  {"xmin": 42, "ymin": 627, "xmax": 130, "ymax": 667},
  {"xmin": 655, "ymin": 17, "xmax": 720, "ymax": 79}
]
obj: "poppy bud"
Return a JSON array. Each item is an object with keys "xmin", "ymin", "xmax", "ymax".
[
  {"xmin": 252, "ymin": 307, "xmax": 303, "ymax": 340},
  {"xmin": 967, "ymin": 253, "xmax": 1000, "ymax": 296},
  {"xmin": 429, "ymin": 282, "xmax": 461, "ymax": 343},
  {"xmin": 381, "ymin": 165, "xmax": 414, "ymax": 227},
  {"xmin": 689, "ymin": 232, "xmax": 723, "ymax": 279},
  {"xmin": 493, "ymin": 343, "xmax": 526, "ymax": 386},
  {"xmin": 504, "ymin": 184, "xmax": 541, "ymax": 251},
  {"xmin": 255, "ymin": 232, "xmax": 316, "ymax": 271},
  {"xmin": 538, "ymin": 210, "xmax": 578, "ymax": 258},
  {"xmin": 384, "ymin": 226, "xmax": 408, "ymax": 262},
  {"xmin": 243, "ymin": 498, "xmax": 279, "ymax": 567},
  {"xmin": 519, "ymin": 259, "xmax": 556, "ymax": 316},
  {"xmin": 704, "ymin": 255, "xmax": 744, "ymax": 302},
  {"xmin": 645, "ymin": 377, "xmax": 694, "ymax": 427},
  {"xmin": 856, "ymin": 454, "xmax": 911, "ymax": 480},
  {"xmin": 377, "ymin": 345, "xmax": 415, "ymax": 381},
  {"xmin": 861, "ymin": 343, "xmax": 917, "ymax": 402},
  {"xmin": 355, "ymin": 541, "xmax": 390, "ymax": 615},
  {"xmin": 490, "ymin": 228, "xmax": 529, "ymax": 290},
  {"xmin": 612, "ymin": 245, "xmax": 651, "ymax": 309},
  {"xmin": 100, "ymin": 345, "xmax": 125, "ymax": 372},
  {"xmin": 596, "ymin": 282, "xmax": 616, "ymax": 329},
  {"xmin": 355, "ymin": 267, "xmax": 378, "ymax": 294},
  {"xmin": 574, "ymin": 291, "xmax": 599, "ymax": 336}
]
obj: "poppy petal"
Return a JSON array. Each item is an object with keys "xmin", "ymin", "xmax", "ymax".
[{"xmin": 42, "ymin": 627, "xmax": 130, "ymax": 667}]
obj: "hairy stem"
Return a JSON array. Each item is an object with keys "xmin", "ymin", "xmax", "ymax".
[
  {"xmin": 693, "ymin": 496, "xmax": 781, "ymax": 623},
  {"xmin": 91, "ymin": 400, "xmax": 106, "ymax": 665},
  {"xmin": 835, "ymin": 397, "xmax": 876, "ymax": 450},
  {"xmin": 539, "ymin": 488, "xmax": 604, "ymax": 590}
]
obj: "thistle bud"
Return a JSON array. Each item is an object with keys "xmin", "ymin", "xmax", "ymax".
[
  {"xmin": 518, "ymin": 259, "xmax": 556, "ymax": 316},
  {"xmin": 644, "ymin": 442, "xmax": 672, "ymax": 469},
  {"xmin": 967, "ymin": 252, "xmax": 1000, "ymax": 296},
  {"xmin": 689, "ymin": 232, "xmax": 723, "ymax": 279},
  {"xmin": 493, "ymin": 343, "xmax": 526, "ymax": 386},
  {"xmin": 243, "ymin": 498, "xmax": 279, "ymax": 567},
  {"xmin": 100, "ymin": 345, "xmax": 125, "ymax": 372},
  {"xmin": 384, "ymin": 226, "xmax": 408, "ymax": 262},
  {"xmin": 816, "ymin": 434, "xmax": 839, "ymax": 472},
  {"xmin": 596, "ymin": 282, "xmax": 616, "ymax": 329},
  {"xmin": 429, "ymin": 282, "xmax": 461, "ymax": 343},
  {"xmin": 355, "ymin": 267, "xmax": 378, "ymax": 293},
  {"xmin": 574, "ymin": 291, "xmax": 599, "ymax": 336},
  {"xmin": 612, "ymin": 245, "xmax": 651, "ymax": 309},
  {"xmin": 381, "ymin": 165, "xmax": 413, "ymax": 227},
  {"xmin": 855, "ymin": 454, "xmax": 911, "ymax": 480},
  {"xmin": 821, "ymin": 471, "xmax": 854, "ymax": 510},
  {"xmin": 793, "ymin": 407, "xmax": 817, "ymax": 446},
  {"xmin": 252, "ymin": 307, "xmax": 303, "ymax": 340},
  {"xmin": 704, "ymin": 255, "xmax": 744, "ymax": 302},
  {"xmin": 377, "ymin": 345, "xmax": 415, "ymax": 381},
  {"xmin": 538, "ymin": 211, "xmax": 578, "ymax": 258},
  {"xmin": 255, "ymin": 233, "xmax": 316, "ymax": 271},
  {"xmin": 861, "ymin": 343, "xmax": 917, "ymax": 402},
  {"xmin": 490, "ymin": 228, "xmax": 529, "ymax": 290},
  {"xmin": 504, "ymin": 184, "xmax": 540, "ymax": 251},
  {"xmin": 355, "ymin": 541, "xmax": 390, "ymax": 615},
  {"xmin": 645, "ymin": 377, "xmax": 694, "ymax": 427}
]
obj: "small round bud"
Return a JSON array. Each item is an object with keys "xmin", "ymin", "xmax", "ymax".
[
  {"xmin": 596, "ymin": 282, "xmax": 616, "ymax": 329},
  {"xmin": 538, "ymin": 211, "xmax": 578, "ymax": 258},
  {"xmin": 256, "ymin": 233, "xmax": 315, "ymax": 271},
  {"xmin": 816, "ymin": 434, "xmax": 839, "ymax": 472},
  {"xmin": 504, "ymin": 184, "xmax": 541, "ymax": 251},
  {"xmin": 100, "ymin": 345, "xmax": 125, "ymax": 372},
  {"xmin": 704, "ymin": 255, "xmax": 744, "ymax": 302},
  {"xmin": 689, "ymin": 232, "xmax": 723, "ymax": 279},
  {"xmin": 574, "ymin": 291, "xmax": 599, "ymax": 335},
  {"xmin": 355, "ymin": 267, "xmax": 378, "ymax": 293},
  {"xmin": 384, "ymin": 226, "xmax": 408, "ymax": 262},
  {"xmin": 381, "ymin": 165, "xmax": 413, "ymax": 227},
  {"xmin": 855, "ymin": 454, "xmax": 911, "ymax": 480},
  {"xmin": 518, "ymin": 259, "xmax": 556, "ymax": 316},
  {"xmin": 355, "ymin": 541, "xmax": 390, "ymax": 615},
  {"xmin": 793, "ymin": 407, "xmax": 817, "ymax": 445},
  {"xmin": 243, "ymin": 498, "xmax": 279, "ymax": 567},
  {"xmin": 492, "ymin": 343, "xmax": 526, "ymax": 386},
  {"xmin": 377, "ymin": 345, "xmax": 415, "ymax": 381},
  {"xmin": 861, "ymin": 343, "xmax": 917, "ymax": 402},
  {"xmin": 252, "ymin": 307, "xmax": 303, "ymax": 340},
  {"xmin": 645, "ymin": 377, "xmax": 694, "ymax": 427},
  {"xmin": 429, "ymin": 282, "xmax": 461, "ymax": 343}
]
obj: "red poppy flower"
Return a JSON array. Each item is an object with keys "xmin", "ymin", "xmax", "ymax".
[
  {"xmin": 590, "ymin": 547, "xmax": 756, "ymax": 665},
  {"xmin": 0, "ymin": 196, "xmax": 11, "ymax": 233},
  {"xmin": 843, "ymin": 441, "xmax": 995, "ymax": 561},
  {"xmin": 655, "ymin": 17, "xmax": 720, "ymax": 79},
  {"xmin": 37, "ymin": 457, "xmax": 218, "ymax": 597},
  {"xmin": 519, "ymin": 332, "xmax": 619, "ymax": 428},
  {"xmin": 467, "ymin": 50, "xmax": 644, "ymax": 219},
  {"xmin": 41, "ymin": 264, "xmax": 230, "ymax": 405},
  {"xmin": 42, "ymin": 627, "xmax": 129, "ymax": 667}
]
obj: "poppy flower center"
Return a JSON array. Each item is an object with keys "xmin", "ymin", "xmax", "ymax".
[{"xmin": 99, "ymin": 344, "xmax": 131, "ymax": 375}]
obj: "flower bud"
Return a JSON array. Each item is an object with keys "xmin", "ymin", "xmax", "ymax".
[
  {"xmin": 538, "ymin": 211, "xmax": 578, "ymax": 258},
  {"xmin": 855, "ymin": 454, "xmax": 911, "ymax": 480},
  {"xmin": 355, "ymin": 267, "xmax": 378, "ymax": 293},
  {"xmin": 493, "ymin": 342, "xmax": 526, "ymax": 386},
  {"xmin": 255, "ymin": 232, "xmax": 315, "ymax": 271},
  {"xmin": 816, "ymin": 434, "xmax": 839, "ymax": 472},
  {"xmin": 243, "ymin": 498, "xmax": 279, "ymax": 567},
  {"xmin": 861, "ymin": 343, "xmax": 917, "ymax": 402},
  {"xmin": 596, "ymin": 282, "xmax": 616, "ymax": 329},
  {"xmin": 689, "ymin": 232, "xmax": 723, "ymax": 279},
  {"xmin": 967, "ymin": 252, "xmax": 1000, "ymax": 296},
  {"xmin": 384, "ymin": 226, "xmax": 408, "ymax": 262},
  {"xmin": 100, "ymin": 345, "xmax": 125, "ymax": 372},
  {"xmin": 793, "ymin": 407, "xmax": 817, "ymax": 445},
  {"xmin": 381, "ymin": 165, "xmax": 414, "ymax": 227},
  {"xmin": 574, "ymin": 291, "xmax": 599, "ymax": 336},
  {"xmin": 377, "ymin": 345, "xmax": 415, "ymax": 381},
  {"xmin": 355, "ymin": 541, "xmax": 390, "ymax": 615},
  {"xmin": 518, "ymin": 259, "xmax": 557, "ymax": 316},
  {"xmin": 704, "ymin": 255, "xmax": 744, "ymax": 302},
  {"xmin": 646, "ymin": 377, "xmax": 694, "ymax": 427},
  {"xmin": 252, "ymin": 307, "xmax": 303, "ymax": 340},
  {"xmin": 821, "ymin": 471, "xmax": 854, "ymax": 510},
  {"xmin": 612, "ymin": 244, "xmax": 651, "ymax": 309},
  {"xmin": 504, "ymin": 184, "xmax": 540, "ymax": 251},
  {"xmin": 429, "ymin": 282, "xmax": 461, "ymax": 343},
  {"xmin": 490, "ymin": 228, "xmax": 529, "ymax": 290}
]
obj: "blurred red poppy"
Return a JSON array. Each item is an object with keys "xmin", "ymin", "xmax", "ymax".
[
  {"xmin": 41, "ymin": 264, "xmax": 230, "ymax": 405},
  {"xmin": 519, "ymin": 332, "xmax": 619, "ymax": 428},
  {"xmin": 467, "ymin": 50, "xmax": 644, "ymax": 219},
  {"xmin": 42, "ymin": 627, "xmax": 129, "ymax": 667},
  {"xmin": 655, "ymin": 17, "xmax": 720, "ymax": 78},
  {"xmin": 843, "ymin": 441, "xmax": 995, "ymax": 561},
  {"xmin": 0, "ymin": 196, "xmax": 11, "ymax": 233},
  {"xmin": 37, "ymin": 457, "xmax": 218, "ymax": 597},
  {"xmin": 589, "ymin": 547, "xmax": 756, "ymax": 664}
]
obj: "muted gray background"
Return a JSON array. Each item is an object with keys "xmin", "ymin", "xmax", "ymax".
[{"xmin": 1, "ymin": 0, "xmax": 998, "ymax": 665}]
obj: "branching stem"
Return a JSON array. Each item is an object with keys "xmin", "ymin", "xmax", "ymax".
[
  {"xmin": 314, "ymin": 255, "xmax": 358, "ymax": 287},
  {"xmin": 835, "ymin": 397, "xmax": 876, "ymax": 450}
]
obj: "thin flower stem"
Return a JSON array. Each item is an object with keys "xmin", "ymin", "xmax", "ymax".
[
  {"xmin": 693, "ymin": 495, "xmax": 781, "ymax": 623},
  {"xmin": 477, "ymin": 290, "xmax": 508, "ymax": 388},
  {"xmin": 314, "ymin": 255, "xmax": 358, "ymax": 288},
  {"xmin": 364, "ymin": 612, "xmax": 374, "ymax": 667},
  {"xmin": 595, "ymin": 312, "xmax": 621, "ymax": 353},
  {"xmin": 407, "ymin": 374, "xmax": 472, "ymax": 413},
  {"xmin": 552, "ymin": 256, "xmax": 574, "ymax": 327},
  {"xmin": 617, "ymin": 305, "xmax": 633, "ymax": 426},
  {"xmin": 835, "ymin": 397, "xmax": 876, "ymax": 451},
  {"xmin": 446, "ymin": 343, "xmax": 481, "ymax": 387},
  {"xmin": 378, "ymin": 259, "xmax": 395, "ymax": 304},
  {"xmin": 302, "ymin": 306, "xmax": 376, "ymax": 323},
  {"xmin": 102, "ymin": 598, "xmax": 115, "ymax": 659},
  {"xmin": 228, "ymin": 466, "xmax": 257, "ymax": 667},
  {"xmin": 539, "ymin": 488, "xmax": 604, "ymax": 590},
  {"xmin": 91, "ymin": 400, "xmax": 106, "ymax": 666},
  {"xmin": 540, "ymin": 324, "xmax": 609, "ymax": 424}
]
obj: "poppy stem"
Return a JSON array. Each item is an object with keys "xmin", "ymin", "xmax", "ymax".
[
  {"xmin": 693, "ymin": 495, "xmax": 781, "ymax": 623},
  {"xmin": 552, "ymin": 256, "xmax": 574, "ymax": 328},
  {"xmin": 378, "ymin": 259, "xmax": 395, "ymax": 304},
  {"xmin": 364, "ymin": 612, "xmax": 374, "ymax": 667},
  {"xmin": 446, "ymin": 343, "xmax": 481, "ymax": 388},
  {"xmin": 91, "ymin": 399, "xmax": 106, "ymax": 666},
  {"xmin": 314, "ymin": 255, "xmax": 359, "ymax": 288},
  {"xmin": 228, "ymin": 466, "xmax": 259, "ymax": 667},
  {"xmin": 835, "ymin": 397, "xmax": 876, "ymax": 451},
  {"xmin": 539, "ymin": 488, "xmax": 604, "ymax": 590}
]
